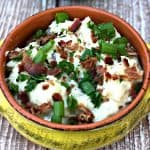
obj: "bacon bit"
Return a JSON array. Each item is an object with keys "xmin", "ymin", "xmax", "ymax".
[
  {"xmin": 69, "ymin": 57, "xmax": 74, "ymax": 63},
  {"xmin": 91, "ymin": 31, "xmax": 98, "ymax": 43},
  {"xmin": 66, "ymin": 43, "xmax": 79, "ymax": 51},
  {"xmin": 6, "ymin": 51, "xmax": 20, "ymax": 61},
  {"xmin": 38, "ymin": 102, "xmax": 51, "ymax": 114},
  {"xmin": 96, "ymin": 65, "xmax": 106, "ymax": 75},
  {"xmin": 123, "ymin": 58, "xmax": 129, "ymax": 67},
  {"xmin": 37, "ymin": 34, "xmax": 56, "ymax": 45},
  {"xmin": 104, "ymin": 56, "xmax": 113, "ymax": 65},
  {"xmin": 125, "ymin": 66, "xmax": 142, "ymax": 81},
  {"xmin": 105, "ymin": 72, "xmax": 112, "ymax": 79},
  {"xmin": 58, "ymin": 40, "xmax": 67, "ymax": 48},
  {"xmin": 77, "ymin": 104, "xmax": 94, "ymax": 123},
  {"xmin": 47, "ymin": 67, "xmax": 62, "ymax": 76},
  {"xmin": 18, "ymin": 63, "xmax": 24, "ymax": 72},
  {"xmin": 18, "ymin": 92, "xmax": 29, "ymax": 104},
  {"xmin": 81, "ymin": 57, "xmax": 97, "ymax": 70},
  {"xmin": 22, "ymin": 52, "xmax": 47, "ymax": 75},
  {"xmin": 69, "ymin": 18, "xmax": 81, "ymax": 32},
  {"xmin": 52, "ymin": 93, "xmax": 62, "ymax": 101},
  {"xmin": 42, "ymin": 84, "xmax": 49, "ymax": 90},
  {"xmin": 50, "ymin": 60, "xmax": 57, "ymax": 68},
  {"xmin": 25, "ymin": 102, "xmax": 51, "ymax": 115},
  {"xmin": 112, "ymin": 74, "xmax": 119, "ymax": 80},
  {"xmin": 56, "ymin": 46, "xmax": 68, "ymax": 59}
]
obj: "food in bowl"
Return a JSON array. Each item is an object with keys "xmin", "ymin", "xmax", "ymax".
[{"xmin": 5, "ymin": 12, "xmax": 144, "ymax": 125}]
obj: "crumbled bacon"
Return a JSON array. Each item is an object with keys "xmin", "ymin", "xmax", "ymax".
[
  {"xmin": 91, "ymin": 31, "xmax": 98, "ymax": 43},
  {"xmin": 37, "ymin": 34, "xmax": 56, "ymax": 45},
  {"xmin": 125, "ymin": 66, "xmax": 142, "ymax": 81},
  {"xmin": 6, "ymin": 51, "xmax": 21, "ymax": 61},
  {"xmin": 81, "ymin": 57, "xmax": 97, "ymax": 70},
  {"xmin": 69, "ymin": 57, "xmax": 74, "ymax": 63},
  {"xmin": 96, "ymin": 65, "xmax": 106, "ymax": 75},
  {"xmin": 18, "ymin": 92, "xmax": 29, "ymax": 104},
  {"xmin": 56, "ymin": 46, "xmax": 68, "ymax": 59},
  {"xmin": 50, "ymin": 60, "xmax": 57, "ymax": 68},
  {"xmin": 18, "ymin": 63, "xmax": 24, "ymax": 72},
  {"xmin": 47, "ymin": 67, "xmax": 62, "ymax": 76},
  {"xmin": 104, "ymin": 56, "xmax": 113, "ymax": 65},
  {"xmin": 42, "ymin": 84, "xmax": 49, "ymax": 90},
  {"xmin": 77, "ymin": 105, "xmax": 94, "ymax": 123},
  {"xmin": 123, "ymin": 58, "xmax": 129, "ymax": 67},
  {"xmin": 105, "ymin": 72, "xmax": 112, "ymax": 79},
  {"xmin": 69, "ymin": 18, "xmax": 81, "ymax": 32},
  {"xmin": 52, "ymin": 93, "xmax": 62, "ymax": 101},
  {"xmin": 112, "ymin": 74, "xmax": 119, "ymax": 80},
  {"xmin": 25, "ymin": 102, "xmax": 51, "ymax": 115},
  {"xmin": 22, "ymin": 52, "xmax": 47, "ymax": 75}
]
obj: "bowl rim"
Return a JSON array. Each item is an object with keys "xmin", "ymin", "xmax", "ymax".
[{"xmin": 0, "ymin": 6, "xmax": 149, "ymax": 131}]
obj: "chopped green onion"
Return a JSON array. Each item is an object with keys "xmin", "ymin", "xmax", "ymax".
[
  {"xmin": 31, "ymin": 74, "xmax": 47, "ymax": 81},
  {"xmin": 16, "ymin": 73, "xmax": 29, "ymax": 82},
  {"xmin": 113, "ymin": 37, "xmax": 128, "ymax": 45},
  {"xmin": 88, "ymin": 21, "xmax": 116, "ymax": 40},
  {"xmin": 61, "ymin": 82, "xmax": 70, "ymax": 89},
  {"xmin": 53, "ymin": 101, "xmax": 64, "ymax": 117},
  {"xmin": 90, "ymin": 92, "xmax": 103, "ymax": 108},
  {"xmin": 55, "ymin": 12, "xmax": 69, "ymax": 24},
  {"xmin": 25, "ymin": 79, "xmax": 37, "ymax": 92},
  {"xmin": 100, "ymin": 41, "xmax": 127, "ymax": 57},
  {"xmin": 33, "ymin": 40, "xmax": 55, "ymax": 64},
  {"xmin": 51, "ymin": 114, "xmax": 62, "ymax": 123},
  {"xmin": 97, "ymin": 23, "xmax": 115, "ymax": 39},
  {"xmin": 8, "ymin": 82, "xmax": 18, "ymax": 95},
  {"xmin": 58, "ymin": 60, "xmax": 74, "ymax": 74},
  {"xmin": 67, "ymin": 95, "xmax": 77, "ymax": 112},
  {"xmin": 33, "ymin": 29, "xmax": 46, "ymax": 39},
  {"xmin": 12, "ymin": 53, "xmax": 22, "ymax": 61},
  {"xmin": 79, "ymin": 81, "xmax": 95, "ymax": 95},
  {"xmin": 80, "ymin": 49, "xmax": 93, "ymax": 61}
]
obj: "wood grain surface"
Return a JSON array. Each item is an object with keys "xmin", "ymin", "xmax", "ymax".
[{"xmin": 0, "ymin": 0, "xmax": 150, "ymax": 150}]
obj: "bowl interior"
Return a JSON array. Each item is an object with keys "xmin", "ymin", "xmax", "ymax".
[{"xmin": 0, "ymin": 6, "xmax": 149, "ymax": 130}]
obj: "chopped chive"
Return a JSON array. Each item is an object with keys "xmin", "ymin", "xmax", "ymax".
[
  {"xmin": 90, "ymin": 91, "xmax": 103, "ymax": 108},
  {"xmin": 61, "ymin": 82, "xmax": 70, "ymax": 89},
  {"xmin": 33, "ymin": 40, "xmax": 55, "ymax": 64},
  {"xmin": 79, "ymin": 81, "xmax": 95, "ymax": 95},
  {"xmin": 58, "ymin": 60, "xmax": 74, "ymax": 74},
  {"xmin": 55, "ymin": 12, "xmax": 69, "ymax": 24},
  {"xmin": 8, "ymin": 82, "xmax": 19, "ymax": 95},
  {"xmin": 51, "ymin": 114, "xmax": 62, "ymax": 123},
  {"xmin": 16, "ymin": 73, "xmax": 29, "ymax": 82},
  {"xmin": 53, "ymin": 101, "xmax": 64, "ymax": 117},
  {"xmin": 67, "ymin": 95, "xmax": 77, "ymax": 112},
  {"xmin": 80, "ymin": 49, "xmax": 93, "ymax": 61}
]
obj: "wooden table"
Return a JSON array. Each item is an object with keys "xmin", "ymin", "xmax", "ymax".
[{"xmin": 0, "ymin": 0, "xmax": 150, "ymax": 150}]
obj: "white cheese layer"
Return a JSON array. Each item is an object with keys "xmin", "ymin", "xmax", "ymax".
[
  {"xmin": 76, "ymin": 17, "xmax": 99, "ymax": 49},
  {"xmin": 29, "ymin": 76, "xmax": 67, "ymax": 106}
]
